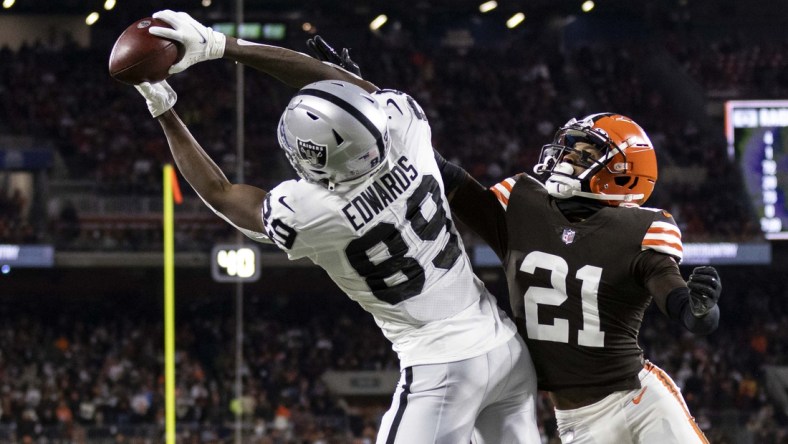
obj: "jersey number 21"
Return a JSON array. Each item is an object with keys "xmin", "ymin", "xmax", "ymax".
[{"xmin": 520, "ymin": 251, "xmax": 606, "ymax": 347}]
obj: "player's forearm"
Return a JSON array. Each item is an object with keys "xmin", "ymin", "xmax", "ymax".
[
  {"xmin": 157, "ymin": 109, "xmax": 231, "ymax": 202},
  {"xmin": 222, "ymin": 36, "xmax": 376, "ymax": 91},
  {"xmin": 157, "ymin": 110, "xmax": 269, "ymax": 235},
  {"xmin": 436, "ymin": 154, "xmax": 508, "ymax": 260},
  {"xmin": 665, "ymin": 287, "xmax": 720, "ymax": 335},
  {"xmin": 638, "ymin": 252, "xmax": 720, "ymax": 334}
]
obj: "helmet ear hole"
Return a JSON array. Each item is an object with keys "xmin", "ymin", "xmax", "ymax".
[
  {"xmin": 614, "ymin": 176, "xmax": 632, "ymax": 186},
  {"xmin": 332, "ymin": 130, "xmax": 344, "ymax": 146}
]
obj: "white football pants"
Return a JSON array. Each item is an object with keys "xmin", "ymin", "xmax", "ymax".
[
  {"xmin": 554, "ymin": 361, "xmax": 709, "ymax": 444},
  {"xmin": 376, "ymin": 334, "xmax": 540, "ymax": 444}
]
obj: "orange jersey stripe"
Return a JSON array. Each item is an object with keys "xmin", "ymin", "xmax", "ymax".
[
  {"xmin": 642, "ymin": 238, "xmax": 684, "ymax": 252},
  {"xmin": 491, "ymin": 187, "xmax": 509, "ymax": 207},
  {"xmin": 647, "ymin": 227, "xmax": 680, "ymax": 236},
  {"xmin": 498, "ymin": 179, "xmax": 514, "ymax": 192}
]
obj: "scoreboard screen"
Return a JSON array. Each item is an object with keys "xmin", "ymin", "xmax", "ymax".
[{"xmin": 725, "ymin": 100, "xmax": 788, "ymax": 240}]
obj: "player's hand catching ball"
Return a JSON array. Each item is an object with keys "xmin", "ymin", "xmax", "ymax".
[
  {"xmin": 687, "ymin": 266, "xmax": 721, "ymax": 318},
  {"xmin": 134, "ymin": 81, "xmax": 177, "ymax": 118},
  {"xmin": 148, "ymin": 10, "xmax": 226, "ymax": 74}
]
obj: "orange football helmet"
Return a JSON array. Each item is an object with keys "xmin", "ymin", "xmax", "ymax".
[{"xmin": 534, "ymin": 113, "xmax": 658, "ymax": 206}]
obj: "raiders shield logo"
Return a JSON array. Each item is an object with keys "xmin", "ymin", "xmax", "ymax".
[
  {"xmin": 561, "ymin": 228, "xmax": 576, "ymax": 244},
  {"xmin": 296, "ymin": 139, "xmax": 327, "ymax": 167}
]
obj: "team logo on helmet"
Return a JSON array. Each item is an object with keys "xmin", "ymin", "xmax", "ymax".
[{"xmin": 296, "ymin": 139, "xmax": 327, "ymax": 167}]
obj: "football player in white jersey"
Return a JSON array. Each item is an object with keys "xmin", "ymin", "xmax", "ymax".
[
  {"xmin": 303, "ymin": 40, "xmax": 724, "ymax": 443},
  {"xmin": 132, "ymin": 10, "xmax": 541, "ymax": 444}
]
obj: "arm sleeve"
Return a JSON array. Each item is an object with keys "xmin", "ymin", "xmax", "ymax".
[
  {"xmin": 664, "ymin": 287, "xmax": 720, "ymax": 335},
  {"xmin": 633, "ymin": 250, "xmax": 719, "ymax": 335},
  {"xmin": 434, "ymin": 150, "xmax": 508, "ymax": 259},
  {"xmin": 224, "ymin": 38, "xmax": 379, "ymax": 93}
]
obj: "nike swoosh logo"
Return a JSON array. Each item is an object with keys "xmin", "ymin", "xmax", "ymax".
[
  {"xmin": 632, "ymin": 386, "xmax": 648, "ymax": 405},
  {"xmin": 278, "ymin": 196, "xmax": 294, "ymax": 213},
  {"xmin": 385, "ymin": 98, "xmax": 403, "ymax": 115},
  {"xmin": 189, "ymin": 23, "xmax": 207, "ymax": 44}
]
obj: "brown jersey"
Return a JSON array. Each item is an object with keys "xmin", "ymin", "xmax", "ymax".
[{"xmin": 480, "ymin": 175, "xmax": 683, "ymax": 393}]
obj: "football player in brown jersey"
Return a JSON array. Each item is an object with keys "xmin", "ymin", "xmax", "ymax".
[
  {"xmin": 437, "ymin": 113, "xmax": 721, "ymax": 444},
  {"xmin": 308, "ymin": 36, "xmax": 722, "ymax": 444}
]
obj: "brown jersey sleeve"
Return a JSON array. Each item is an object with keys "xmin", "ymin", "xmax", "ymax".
[
  {"xmin": 632, "ymin": 249, "xmax": 721, "ymax": 334},
  {"xmin": 447, "ymin": 174, "xmax": 509, "ymax": 260},
  {"xmin": 631, "ymin": 249, "xmax": 686, "ymax": 315}
]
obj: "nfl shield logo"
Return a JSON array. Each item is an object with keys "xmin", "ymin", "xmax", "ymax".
[{"xmin": 561, "ymin": 228, "xmax": 576, "ymax": 245}]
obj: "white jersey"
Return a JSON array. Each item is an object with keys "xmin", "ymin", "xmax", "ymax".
[{"xmin": 261, "ymin": 90, "xmax": 516, "ymax": 368}]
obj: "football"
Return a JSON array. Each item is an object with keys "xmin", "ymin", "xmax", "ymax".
[{"xmin": 108, "ymin": 17, "xmax": 184, "ymax": 85}]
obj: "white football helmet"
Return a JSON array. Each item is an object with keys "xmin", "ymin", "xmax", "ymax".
[{"xmin": 277, "ymin": 80, "xmax": 391, "ymax": 190}]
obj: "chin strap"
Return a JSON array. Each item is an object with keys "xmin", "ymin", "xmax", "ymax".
[
  {"xmin": 544, "ymin": 162, "xmax": 581, "ymax": 199},
  {"xmin": 545, "ymin": 162, "xmax": 644, "ymax": 204},
  {"xmin": 568, "ymin": 189, "xmax": 644, "ymax": 203},
  {"xmin": 545, "ymin": 175, "xmax": 579, "ymax": 199}
]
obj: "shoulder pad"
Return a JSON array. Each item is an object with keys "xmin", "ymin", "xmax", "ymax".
[
  {"xmin": 262, "ymin": 182, "xmax": 304, "ymax": 250},
  {"xmin": 374, "ymin": 90, "xmax": 427, "ymax": 122}
]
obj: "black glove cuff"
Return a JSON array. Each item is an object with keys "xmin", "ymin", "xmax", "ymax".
[{"xmin": 665, "ymin": 287, "xmax": 720, "ymax": 335}]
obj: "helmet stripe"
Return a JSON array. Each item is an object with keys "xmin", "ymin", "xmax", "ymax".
[{"xmin": 297, "ymin": 88, "xmax": 385, "ymax": 161}]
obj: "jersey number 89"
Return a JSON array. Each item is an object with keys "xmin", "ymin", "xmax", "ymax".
[{"xmin": 345, "ymin": 175, "xmax": 461, "ymax": 304}]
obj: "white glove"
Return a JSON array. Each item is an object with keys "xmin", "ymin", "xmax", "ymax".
[
  {"xmin": 149, "ymin": 9, "xmax": 226, "ymax": 74},
  {"xmin": 134, "ymin": 81, "xmax": 177, "ymax": 118}
]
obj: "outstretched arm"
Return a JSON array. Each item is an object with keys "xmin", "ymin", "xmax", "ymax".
[
  {"xmin": 223, "ymin": 37, "xmax": 379, "ymax": 93},
  {"xmin": 158, "ymin": 110, "xmax": 267, "ymax": 233},
  {"xmin": 434, "ymin": 150, "xmax": 509, "ymax": 259},
  {"xmin": 148, "ymin": 10, "xmax": 378, "ymax": 93},
  {"xmin": 136, "ymin": 82, "xmax": 268, "ymax": 237}
]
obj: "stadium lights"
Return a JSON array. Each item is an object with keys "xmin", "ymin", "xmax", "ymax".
[
  {"xmin": 86, "ymin": 12, "xmax": 100, "ymax": 25},
  {"xmin": 479, "ymin": 1, "xmax": 498, "ymax": 13},
  {"xmin": 104, "ymin": 0, "xmax": 116, "ymax": 10},
  {"xmin": 370, "ymin": 14, "xmax": 388, "ymax": 31},
  {"xmin": 2, "ymin": 0, "xmax": 14, "ymax": 9},
  {"xmin": 506, "ymin": 12, "xmax": 525, "ymax": 29},
  {"xmin": 582, "ymin": 1, "xmax": 595, "ymax": 12}
]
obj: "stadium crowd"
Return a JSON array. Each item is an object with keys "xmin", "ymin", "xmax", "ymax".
[
  {"xmin": 0, "ymin": 265, "xmax": 786, "ymax": 443},
  {"xmin": 0, "ymin": 19, "xmax": 775, "ymax": 249}
]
